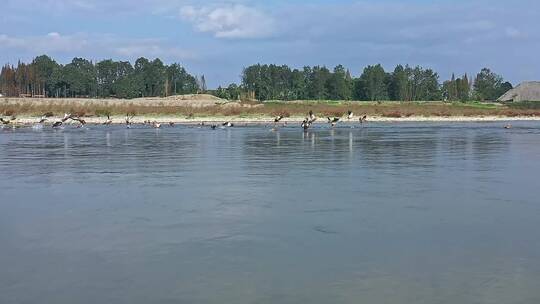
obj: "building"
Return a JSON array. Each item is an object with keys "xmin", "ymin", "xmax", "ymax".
[{"xmin": 498, "ymin": 81, "xmax": 540, "ymax": 102}]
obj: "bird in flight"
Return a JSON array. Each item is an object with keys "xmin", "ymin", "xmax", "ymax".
[
  {"xmin": 327, "ymin": 117, "xmax": 341, "ymax": 127},
  {"xmin": 359, "ymin": 115, "xmax": 367, "ymax": 124}
]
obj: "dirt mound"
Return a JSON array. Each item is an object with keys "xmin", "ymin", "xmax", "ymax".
[
  {"xmin": 0, "ymin": 94, "xmax": 229, "ymax": 108},
  {"xmin": 132, "ymin": 94, "xmax": 228, "ymax": 107},
  {"xmin": 166, "ymin": 94, "xmax": 224, "ymax": 101}
]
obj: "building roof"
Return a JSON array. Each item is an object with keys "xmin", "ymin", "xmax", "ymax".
[{"xmin": 498, "ymin": 81, "xmax": 540, "ymax": 102}]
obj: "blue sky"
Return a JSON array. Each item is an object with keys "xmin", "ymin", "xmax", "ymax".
[{"xmin": 1, "ymin": 0, "xmax": 538, "ymax": 88}]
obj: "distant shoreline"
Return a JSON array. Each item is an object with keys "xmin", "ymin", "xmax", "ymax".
[
  {"xmin": 2, "ymin": 95, "xmax": 539, "ymax": 125},
  {"xmin": 10, "ymin": 115, "xmax": 540, "ymax": 126}
]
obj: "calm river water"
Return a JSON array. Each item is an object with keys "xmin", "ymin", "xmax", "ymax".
[{"xmin": 1, "ymin": 122, "xmax": 540, "ymax": 304}]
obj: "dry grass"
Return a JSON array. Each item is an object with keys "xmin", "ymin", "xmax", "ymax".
[{"xmin": 1, "ymin": 98, "xmax": 539, "ymax": 118}]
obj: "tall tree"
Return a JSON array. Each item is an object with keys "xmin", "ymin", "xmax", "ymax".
[
  {"xmin": 473, "ymin": 68, "xmax": 507, "ymax": 101},
  {"xmin": 166, "ymin": 63, "xmax": 198, "ymax": 95},
  {"xmin": 326, "ymin": 65, "xmax": 352, "ymax": 100},
  {"xmin": 62, "ymin": 58, "xmax": 96, "ymax": 97},
  {"xmin": 388, "ymin": 65, "xmax": 410, "ymax": 101},
  {"xmin": 356, "ymin": 64, "xmax": 389, "ymax": 101}
]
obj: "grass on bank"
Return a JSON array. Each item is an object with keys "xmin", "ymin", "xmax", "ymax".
[{"xmin": 1, "ymin": 98, "xmax": 540, "ymax": 119}]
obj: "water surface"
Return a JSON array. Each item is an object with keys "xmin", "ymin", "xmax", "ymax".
[{"xmin": 1, "ymin": 122, "xmax": 540, "ymax": 304}]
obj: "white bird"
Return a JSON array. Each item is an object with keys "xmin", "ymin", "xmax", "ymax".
[
  {"xmin": 347, "ymin": 110, "xmax": 354, "ymax": 120},
  {"xmin": 222, "ymin": 122, "xmax": 234, "ymax": 127},
  {"xmin": 152, "ymin": 121, "xmax": 161, "ymax": 128}
]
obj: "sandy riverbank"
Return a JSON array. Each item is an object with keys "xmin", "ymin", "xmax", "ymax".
[
  {"xmin": 9, "ymin": 114, "xmax": 540, "ymax": 126},
  {"xmin": 2, "ymin": 95, "xmax": 540, "ymax": 125}
]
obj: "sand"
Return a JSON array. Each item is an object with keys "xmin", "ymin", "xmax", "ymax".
[
  {"xmin": 2, "ymin": 95, "xmax": 539, "ymax": 125},
  {"xmin": 8, "ymin": 114, "xmax": 540, "ymax": 126}
]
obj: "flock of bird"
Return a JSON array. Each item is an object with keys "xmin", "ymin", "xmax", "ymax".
[
  {"xmin": 0, "ymin": 112, "xmax": 518, "ymax": 131},
  {"xmin": 298, "ymin": 110, "xmax": 368, "ymax": 131},
  {"xmin": 0, "ymin": 110, "xmax": 369, "ymax": 131}
]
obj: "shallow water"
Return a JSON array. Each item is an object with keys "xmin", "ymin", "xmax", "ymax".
[{"xmin": 1, "ymin": 122, "xmax": 540, "ymax": 304}]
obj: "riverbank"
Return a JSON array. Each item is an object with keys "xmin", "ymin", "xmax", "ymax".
[
  {"xmin": 9, "ymin": 114, "xmax": 540, "ymax": 125},
  {"xmin": 2, "ymin": 95, "xmax": 540, "ymax": 124}
]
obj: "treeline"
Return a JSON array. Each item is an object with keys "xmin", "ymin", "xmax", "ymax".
[
  {"xmin": 213, "ymin": 64, "xmax": 511, "ymax": 102},
  {"xmin": 1, "ymin": 55, "xmax": 513, "ymax": 102},
  {"xmin": 0, "ymin": 55, "xmax": 200, "ymax": 98}
]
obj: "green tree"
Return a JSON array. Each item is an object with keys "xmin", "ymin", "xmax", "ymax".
[
  {"xmin": 473, "ymin": 68, "xmax": 508, "ymax": 101},
  {"xmin": 326, "ymin": 65, "xmax": 352, "ymax": 100},
  {"xmin": 61, "ymin": 58, "xmax": 96, "ymax": 97},
  {"xmin": 31, "ymin": 55, "xmax": 60, "ymax": 96},
  {"xmin": 388, "ymin": 65, "xmax": 410, "ymax": 101},
  {"xmin": 166, "ymin": 63, "xmax": 198, "ymax": 95},
  {"xmin": 306, "ymin": 66, "xmax": 331, "ymax": 100},
  {"xmin": 356, "ymin": 64, "xmax": 389, "ymax": 101},
  {"xmin": 96, "ymin": 59, "xmax": 117, "ymax": 97}
]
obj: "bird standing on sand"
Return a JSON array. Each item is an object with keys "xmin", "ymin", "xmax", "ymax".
[{"xmin": 347, "ymin": 111, "xmax": 354, "ymax": 120}]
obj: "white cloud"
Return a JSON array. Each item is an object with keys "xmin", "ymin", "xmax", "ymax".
[{"xmin": 180, "ymin": 4, "xmax": 275, "ymax": 39}]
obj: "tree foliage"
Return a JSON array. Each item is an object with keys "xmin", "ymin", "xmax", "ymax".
[
  {"xmin": 473, "ymin": 68, "xmax": 511, "ymax": 101},
  {"xmin": 442, "ymin": 73, "xmax": 471, "ymax": 102},
  {"xmin": 0, "ymin": 55, "xmax": 513, "ymax": 102},
  {"xmin": 0, "ymin": 55, "xmax": 198, "ymax": 99}
]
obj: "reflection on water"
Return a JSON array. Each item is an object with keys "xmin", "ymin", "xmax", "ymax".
[{"xmin": 1, "ymin": 122, "xmax": 540, "ymax": 304}]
